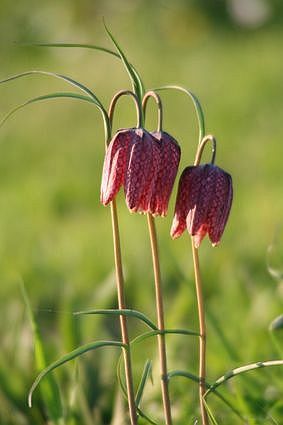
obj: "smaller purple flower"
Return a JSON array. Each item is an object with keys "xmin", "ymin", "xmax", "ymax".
[{"xmin": 171, "ymin": 164, "xmax": 233, "ymax": 247}]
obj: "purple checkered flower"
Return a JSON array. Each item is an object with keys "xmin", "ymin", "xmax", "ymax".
[
  {"xmin": 101, "ymin": 128, "xmax": 180, "ymax": 215},
  {"xmin": 171, "ymin": 164, "xmax": 233, "ymax": 247}
]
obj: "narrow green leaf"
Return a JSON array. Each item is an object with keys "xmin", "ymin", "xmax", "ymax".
[
  {"xmin": 22, "ymin": 42, "xmax": 121, "ymax": 58},
  {"xmin": 130, "ymin": 328, "xmax": 199, "ymax": 347},
  {"xmin": 135, "ymin": 360, "xmax": 152, "ymax": 408},
  {"xmin": 28, "ymin": 340, "xmax": 125, "ymax": 408},
  {"xmin": 0, "ymin": 92, "xmax": 98, "ymax": 129},
  {"xmin": 137, "ymin": 408, "xmax": 159, "ymax": 425},
  {"xmin": 167, "ymin": 370, "xmax": 200, "ymax": 384},
  {"xmin": 270, "ymin": 315, "xmax": 283, "ymax": 332},
  {"xmin": 116, "ymin": 353, "xmax": 127, "ymax": 400},
  {"xmin": 20, "ymin": 282, "xmax": 64, "ymax": 423},
  {"xmin": 117, "ymin": 354, "xmax": 158, "ymax": 424},
  {"xmin": 103, "ymin": 23, "xmax": 145, "ymax": 105},
  {"xmin": 205, "ymin": 360, "xmax": 283, "ymax": 396},
  {"xmin": 203, "ymin": 398, "xmax": 219, "ymax": 425},
  {"xmin": 74, "ymin": 308, "xmax": 158, "ymax": 331},
  {"xmin": 153, "ymin": 85, "xmax": 205, "ymax": 144},
  {"xmin": 0, "ymin": 71, "xmax": 111, "ymax": 139},
  {"xmin": 0, "ymin": 71, "xmax": 102, "ymax": 106},
  {"xmin": 22, "ymin": 42, "xmax": 145, "ymax": 103},
  {"xmin": 168, "ymin": 370, "xmax": 245, "ymax": 422}
]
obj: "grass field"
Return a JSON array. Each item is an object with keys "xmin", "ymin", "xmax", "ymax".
[{"xmin": 0, "ymin": 2, "xmax": 283, "ymax": 424}]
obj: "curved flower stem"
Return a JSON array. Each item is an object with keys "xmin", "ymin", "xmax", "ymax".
[
  {"xmin": 109, "ymin": 201, "xmax": 137, "ymax": 424},
  {"xmin": 142, "ymin": 90, "xmax": 163, "ymax": 132},
  {"xmin": 194, "ymin": 135, "xmax": 216, "ymax": 166},
  {"xmin": 147, "ymin": 214, "xmax": 172, "ymax": 425},
  {"xmin": 152, "ymin": 85, "xmax": 205, "ymax": 144},
  {"xmin": 191, "ymin": 135, "xmax": 217, "ymax": 425},
  {"xmin": 109, "ymin": 89, "xmax": 143, "ymax": 128},
  {"xmin": 191, "ymin": 241, "xmax": 209, "ymax": 425},
  {"xmin": 106, "ymin": 97, "xmax": 138, "ymax": 425}
]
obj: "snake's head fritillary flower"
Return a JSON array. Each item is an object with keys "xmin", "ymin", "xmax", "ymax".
[
  {"xmin": 100, "ymin": 128, "xmax": 161, "ymax": 214},
  {"xmin": 149, "ymin": 131, "xmax": 181, "ymax": 217},
  {"xmin": 170, "ymin": 164, "xmax": 233, "ymax": 247}
]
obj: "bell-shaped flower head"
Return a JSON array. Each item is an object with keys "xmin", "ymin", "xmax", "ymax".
[{"xmin": 171, "ymin": 135, "xmax": 233, "ymax": 247}]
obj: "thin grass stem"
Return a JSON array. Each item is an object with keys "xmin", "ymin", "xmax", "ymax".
[
  {"xmin": 107, "ymin": 94, "xmax": 138, "ymax": 424},
  {"xmin": 147, "ymin": 214, "xmax": 172, "ymax": 425},
  {"xmin": 109, "ymin": 200, "xmax": 137, "ymax": 424},
  {"xmin": 191, "ymin": 241, "xmax": 209, "ymax": 425},
  {"xmin": 190, "ymin": 135, "xmax": 219, "ymax": 425}
]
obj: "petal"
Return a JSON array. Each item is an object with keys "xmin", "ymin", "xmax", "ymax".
[
  {"xmin": 125, "ymin": 129, "xmax": 160, "ymax": 213},
  {"xmin": 100, "ymin": 129, "xmax": 134, "ymax": 205},
  {"xmin": 149, "ymin": 131, "xmax": 181, "ymax": 216},
  {"xmin": 170, "ymin": 166, "xmax": 195, "ymax": 239},
  {"xmin": 208, "ymin": 169, "xmax": 233, "ymax": 246},
  {"xmin": 187, "ymin": 164, "xmax": 215, "ymax": 235},
  {"xmin": 193, "ymin": 223, "xmax": 209, "ymax": 248}
]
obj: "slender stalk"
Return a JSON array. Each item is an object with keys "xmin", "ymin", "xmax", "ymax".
[
  {"xmin": 109, "ymin": 200, "xmax": 137, "ymax": 425},
  {"xmin": 190, "ymin": 136, "xmax": 217, "ymax": 425},
  {"xmin": 142, "ymin": 90, "xmax": 163, "ymax": 132},
  {"xmin": 191, "ymin": 240, "xmax": 209, "ymax": 425},
  {"xmin": 106, "ymin": 91, "xmax": 141, "ymax": 424},
  {"xmin": 147, "ymin": 214, "xmax": 172, "ymax": 425}
]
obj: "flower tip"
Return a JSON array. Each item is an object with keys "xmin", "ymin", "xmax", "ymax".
[
  {"xmin": 212, "ymin": 241, "xmax": 220, "ymax": 247},
  {"xmin": 193, "ymin": 240, "xmax": 200, "ymax": 249}
]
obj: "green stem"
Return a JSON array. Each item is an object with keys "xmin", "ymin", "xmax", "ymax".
[
  {"xmin": 107, "ymin": 96, "xmax": 137, "ymax": 425},
  {"xmin": 142, "ymin": 91, "xmax": 163, "ymax": 132},
  {"xmin": 190, "ymin": 137, "xmax": 219, "ymax": 424},
  {"xmin": 108, "ymin": 89, "xmax": 142, "ymax": 128},
  {"xmin": 152, "ymin": 85, "xmax": 205, "ymax": 144},
  {"xmin": 191, "ymin": 241, "xmax": 209, "ymax": 425},
  {"xmin": 147, "ymin": 214, "xmax": 172, "ymax": 425}
]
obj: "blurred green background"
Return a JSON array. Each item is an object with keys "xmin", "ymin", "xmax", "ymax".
[{"xmin": 1, "ymin": 0, "xmax": 283, "ymax": 424}]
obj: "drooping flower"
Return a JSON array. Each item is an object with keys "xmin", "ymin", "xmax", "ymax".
[
  {"xmin": 149, "ymin": 131, "xmax": 181, "ymax": 216},
  {"xmin": 171, "ymin": 163, "xmax": 233, "ymax": 247},
  {"xmin": 101, "ymin": 127, "xmax": 181, "ymax": 215}
]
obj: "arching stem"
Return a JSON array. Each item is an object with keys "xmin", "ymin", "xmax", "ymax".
[
  {"xmin": 142, "ymin": 90, "xmax": 163, "ymax": 132},
  {"xmin": 109, "ymin": 89, "xmax": 142, "ymax": 128},
  {"xmin": 142, "ymin": 90, "xmax": 172, "ymax": 424},
  {"xmin": 106, "ymin": 93, "xmax": 138, "ymax": 425},
  {"xmin": 147, "ymin": 214, "xmax": 172, "ymax": 425},
  {"xmin": 191, "ymin": 135, "xmax": 217, "ymax": 425},
  {"xmin": 191, "ymin": 241, "xmax": 209, "ymax": 425}
]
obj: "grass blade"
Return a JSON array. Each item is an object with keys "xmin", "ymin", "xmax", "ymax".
[
  {"xmin": 205, "ymin": 360, "xmax": 283, "ymax": 395},
  {"xmin": 168, "ymin": 370, "xmax": 245, "ymax": 422},
  {"xmin": 23, "ymin": 42, "xmax": 145, "ymax": 102},
  {"xmin": 73, "ymin": 308, "xmax": 158, "ymax": 331},
  {"xmin": 135, "ymin": 360, "xmax": 152, "ymax": 408},
  {"xmin": 153, "ymin": 85, "xmax": 205, "ymax": 144},
  {"xmin": 0, "ymin": 71, "xmax": 110, "ymax": 138},
  {"xmin": 117, "ymin": 355, "xmax": 158, "ymax": 424},
  {"xmin": 0, "ymin": 92, "xmax": 98, "ymax": 128},
  {"xmin": 137, "ymin": 408, "xmax": 159, "ymax": 425},
  {"xmin": 202, "ymin": 398, "xmax": 219, "ymax": 425},
  {"xmin": 0, "ymin": 71, "xmax": 102, "ymax": 106},
  {"xmin": 20, "ymin": 282, "xmax": 64, "ymax": 423},
  {"xmin": 129, "ymin": 328, "xmax": 199, "ymax": 347},
  {"xmin": 28, "ymin": 340, "xmax": 125, "ymax": 408},
  {"xmin": 103, "ymin": 23, "xmax": 145, "ymax": 106}
]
